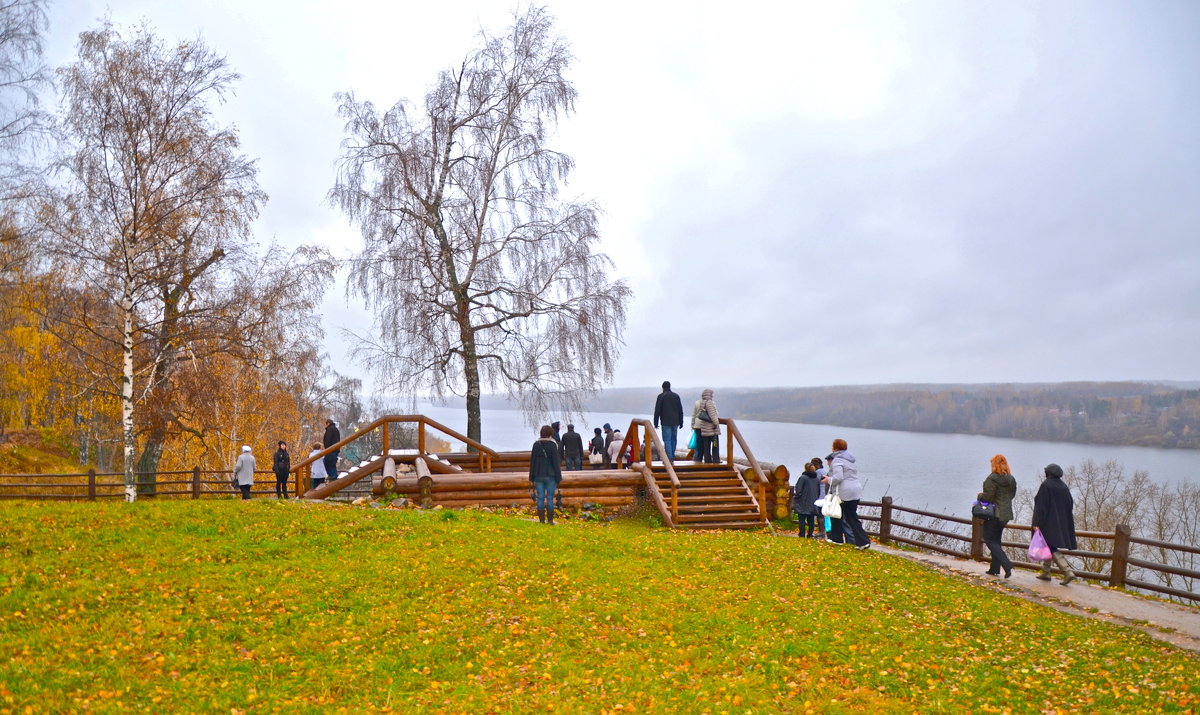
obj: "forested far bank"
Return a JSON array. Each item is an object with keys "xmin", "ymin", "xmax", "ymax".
[{"xmin": 531, "ymin": 382, "xmax": 1200, "ymax": 450}]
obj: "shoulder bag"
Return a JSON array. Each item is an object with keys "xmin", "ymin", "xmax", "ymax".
[
  {"xmin": 821, "ymin": 487, "xmax": 842, "ymax": 519},
  {"xmin": 971, "ymin": 500, "xmax": 996, "ymax": 520}
]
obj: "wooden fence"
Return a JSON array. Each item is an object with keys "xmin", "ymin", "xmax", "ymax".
[
  {"xmin": 860, "ymin": 496, "xmax": 1200, "ymax": 603},
  {"xmin": 0, "ymin": 469, "xmax": 351, "ymax": 500}
]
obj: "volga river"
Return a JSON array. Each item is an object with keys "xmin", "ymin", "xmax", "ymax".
[{"xmin": 415, "ymin": 404, "xmax": 1200, "ymax": 519}]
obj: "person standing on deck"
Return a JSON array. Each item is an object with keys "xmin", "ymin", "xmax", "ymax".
[
  {"xmin": 551, "ymin": 421, "xmax": 564, "ymax": 464},
  {"xmin": 695, "ymin": 389, "xmax": 720, "ymax": 464},
  {"xmin": 308, "ymin": 442, "xmax": 328, "ymax": 492},
  {"xmin": 272, "ymin": 441, "xmax": 291, "ymax": 499},
  {"xmin": 602, "ymin": 423, "xmax": 615, "ymax": 468},
  {"xmin": 653, "ymin": 381, "xmax": 684, "ymax": 463},
  {"xmin": 529, "ymin": 425, "xmax": 563, "ymax": 524},
  {"xmin": 590, "ymin": 428, "xmax": 606, "ymax": 470},
  {"xmin": 233, "ymin": 445, "xmax": 256, "ymax": 500},
  {"xmin": 562, "ymin": 424, "xmax": 584, "ymax": 471},
  {"xmin": 322, "ymin": 419, "xmax": 341, "ymax": 482}
]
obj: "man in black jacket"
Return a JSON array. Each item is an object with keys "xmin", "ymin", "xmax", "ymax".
[
  {"xmin": 562, "ymin": 424, "xmax": 584, "ymax": 471},
  {"xmin": 272, "ymin": 441, "xmax": 291, "ymax": 499},
  {"xmin": 322, "ymin": 419, "xmax": 340, "ymax": 482},
  {"xmin": 653, "ymin": 381, "xmax": 684, "ymax": 463}
]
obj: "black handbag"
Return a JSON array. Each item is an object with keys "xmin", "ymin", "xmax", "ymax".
[{"xmin": 971, "ymin": 501, "xmax": 996, "ymax": 520}]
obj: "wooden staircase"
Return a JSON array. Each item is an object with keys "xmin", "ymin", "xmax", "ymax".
[
  {"xmin": 649, "ymin": 461, "xmax": 768, "ymax": 530},
  {"xmin": 618, "ymin": 418, "xmax": 772, "ymax": 531}
]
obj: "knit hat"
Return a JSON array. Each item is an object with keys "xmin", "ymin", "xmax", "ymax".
[{"xmin": 1044, "ymin": 463, "xmax": 1064, "ymax": 479}]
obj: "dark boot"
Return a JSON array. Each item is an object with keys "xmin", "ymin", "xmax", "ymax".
[
  {"xmin": 1053, "ymin": 553, "xmax": 1076, "ymax": 585},
  {"xmin": 537, "ymin": 507, "xmax": 545, "ymax": 523}
]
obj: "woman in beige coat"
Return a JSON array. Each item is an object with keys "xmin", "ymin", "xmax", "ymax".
[{"xmin": 695, "ymin": 389, "xmax": 720, "ymax": 463}]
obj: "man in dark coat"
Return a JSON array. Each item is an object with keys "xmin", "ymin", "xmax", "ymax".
[
  {"xmin": 1032, "ymin": 463, "xmax": 1078, "ymax": 584},
  {"xmin": 322, "ymin": 419, "xmax": 341, "ymax": 482},
  {"xmin": 561, "ymin": 424, "xmax": 584, "ymax": 472},
  {"xmin": 272, "ymin": 441, "xmax": 291, "ymax": 499},
  {"xmin": 653, "ymin": 380, "xmax": 684, "ymax": 463}
]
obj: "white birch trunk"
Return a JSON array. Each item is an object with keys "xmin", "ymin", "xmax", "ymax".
[{"xmin": 121, "ymin": 285, "xmax": 136, "ymax": 503}]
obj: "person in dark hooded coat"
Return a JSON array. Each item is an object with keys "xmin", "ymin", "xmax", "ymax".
[
  {"xmin": 529, "ymin": 425, "xmax": 563, "ymax": 524},
  {"xmin": 1031, "ymin": 463, "xmax": 1078, "ymax": 584}
]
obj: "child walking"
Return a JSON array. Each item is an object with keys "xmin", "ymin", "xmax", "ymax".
[{"xmin": 792, "ymin": 461, "xmax": 822, "ymax": 538}]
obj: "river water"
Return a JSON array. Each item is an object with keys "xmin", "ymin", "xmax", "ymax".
[{"xmin": 415, "ymin": 404, "xmax": 1200, "ymax": 519}]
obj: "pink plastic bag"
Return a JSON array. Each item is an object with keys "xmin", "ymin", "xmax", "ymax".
[{"xmin": 1028, "ymin": 527, "xmax": 1052, "ymax": 562}]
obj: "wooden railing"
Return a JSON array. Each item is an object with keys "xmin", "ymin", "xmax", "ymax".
[
  {"xmin": 721, "ymin": 418, "xmax": 770, "ymax": 523},
  {"xmin": 289, "ymin": 414, "xmax": 499, "ymax": 495},
  {"xmin": 0, "ymin": 468, "xmax": 283, "ymax": 499},
  {"xmin": 618, "ymin": 418, "xmax": 680, "ymax": 524},
  {"xmin": 860, "ymin": 497, "xmax": 1200, "ymax": 603}
]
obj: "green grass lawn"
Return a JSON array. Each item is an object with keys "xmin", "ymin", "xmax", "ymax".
[{"xmin": 1, "ymin": 501, "xmax": 1196, "ymax": 713}]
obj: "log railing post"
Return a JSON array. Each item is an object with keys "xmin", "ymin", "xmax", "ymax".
[
  {"xmin": 1111, "ymin": 523, "xmax": 1131, "ymax": 588},
  {"xmin": 192, "ymin": 466, "xmax": 201, "ymax": 499},
  {"xmin": 970, "ymin": 517, "xmax": 984, "ymax": 561},
  {"xmin": 418, "ymin": 419, "xmax": 426, "ymax": 455},
  {"xmin": 87, "ymin": 469, "xmax": 96, "ymax": 501},
  {"xmin": 381, "ymin": 421, "xmax": 389, "ymax": 458},
  {"xmin": 880, "ymin": 496, "xmax": 893, "ymax": 545}
]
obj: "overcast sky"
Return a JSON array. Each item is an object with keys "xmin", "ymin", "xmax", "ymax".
[{"xmin": 42, "ymin": 0, "xmax": 1200, "ymax": 392}]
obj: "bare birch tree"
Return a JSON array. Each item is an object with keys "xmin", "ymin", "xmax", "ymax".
[
  {"xmin": 0, "ymin": 0, "xmax": 49, "ymax": 190},
  {"xmin": 331, "ymin": 6, "xmax": 630, "ymax": 443},
  {"xmin": 42, "ymin": 23, "xmax": 272, "ymax": 501}
]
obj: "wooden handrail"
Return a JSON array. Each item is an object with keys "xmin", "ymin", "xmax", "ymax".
[
  {"xmin": 636, "ymin": 463, "xmax": 676, "ymax": 529},
  {"xmin": 858, "ymin": 498, "xmax": 1199, "ymax": 602},
  {"xmin": 621, "ymin": 418, "xmax": 681, "ymax": 523},
  {"xmin": 290, "ymin": 414, "xmax": 499, "ymax": 472},
  {"xmin": 720, "ymin": 418, "xmax": 770, "ymax": 526}
]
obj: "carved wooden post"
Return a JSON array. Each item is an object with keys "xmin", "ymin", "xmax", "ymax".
[
  {"xmin": 87, "ymin": 469, "xmax": 96, "ymax": 501},
  {"xmin": 1111, "ymin": 523, "xmax": 1131, "ymax": 588},
  {"xmin": 970, "ymin": 517, "xmax": 984, "ymax": 561},
  {"xmin": 879, "ymin": 496, "xmax": 893, "ymax": 545},
  {"xmin": 192, "ymin": 466, "xmax": 201, "ymax": 499}
]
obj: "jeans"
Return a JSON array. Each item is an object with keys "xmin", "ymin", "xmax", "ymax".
[
  {"xmin": 238, "ymin": 484, "xmax": 251, "ymax": 500},
  {"xmin": 659, "ymin": 425, "xmax": 678, "ymax": 462},
  {"xmin": 274, "ymin": 473, "xmax": 289, "ymax": 499},
  {"xmin": 565, "ymin": 455, "xmax": 582, "ymax": 471},
  {"xmin": 983, "ymin": 519, "xmax": 1013, "ymax": 573},
  {"xmin": 533, "ymin": 479, "xmax": 556, "ymax": 512},
  {"xmin": 840, "ymin": 499, "xmax": 871, "ymax": 547},
  {"xmin": 311, "ymin": 477, "xmax": 325, "ymax": 491},
  {"xmin": 322, "ymin": 451, "xmax": 339, "ymax": 480}
]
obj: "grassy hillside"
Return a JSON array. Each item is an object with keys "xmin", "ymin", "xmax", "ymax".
[
  {"xmin": 0, "ymin": 429, "xmax": 86, "ymax": 474},
  {"xmin": 0, "ymin": 502, "xmax": 1196, "ymax": 713}
]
